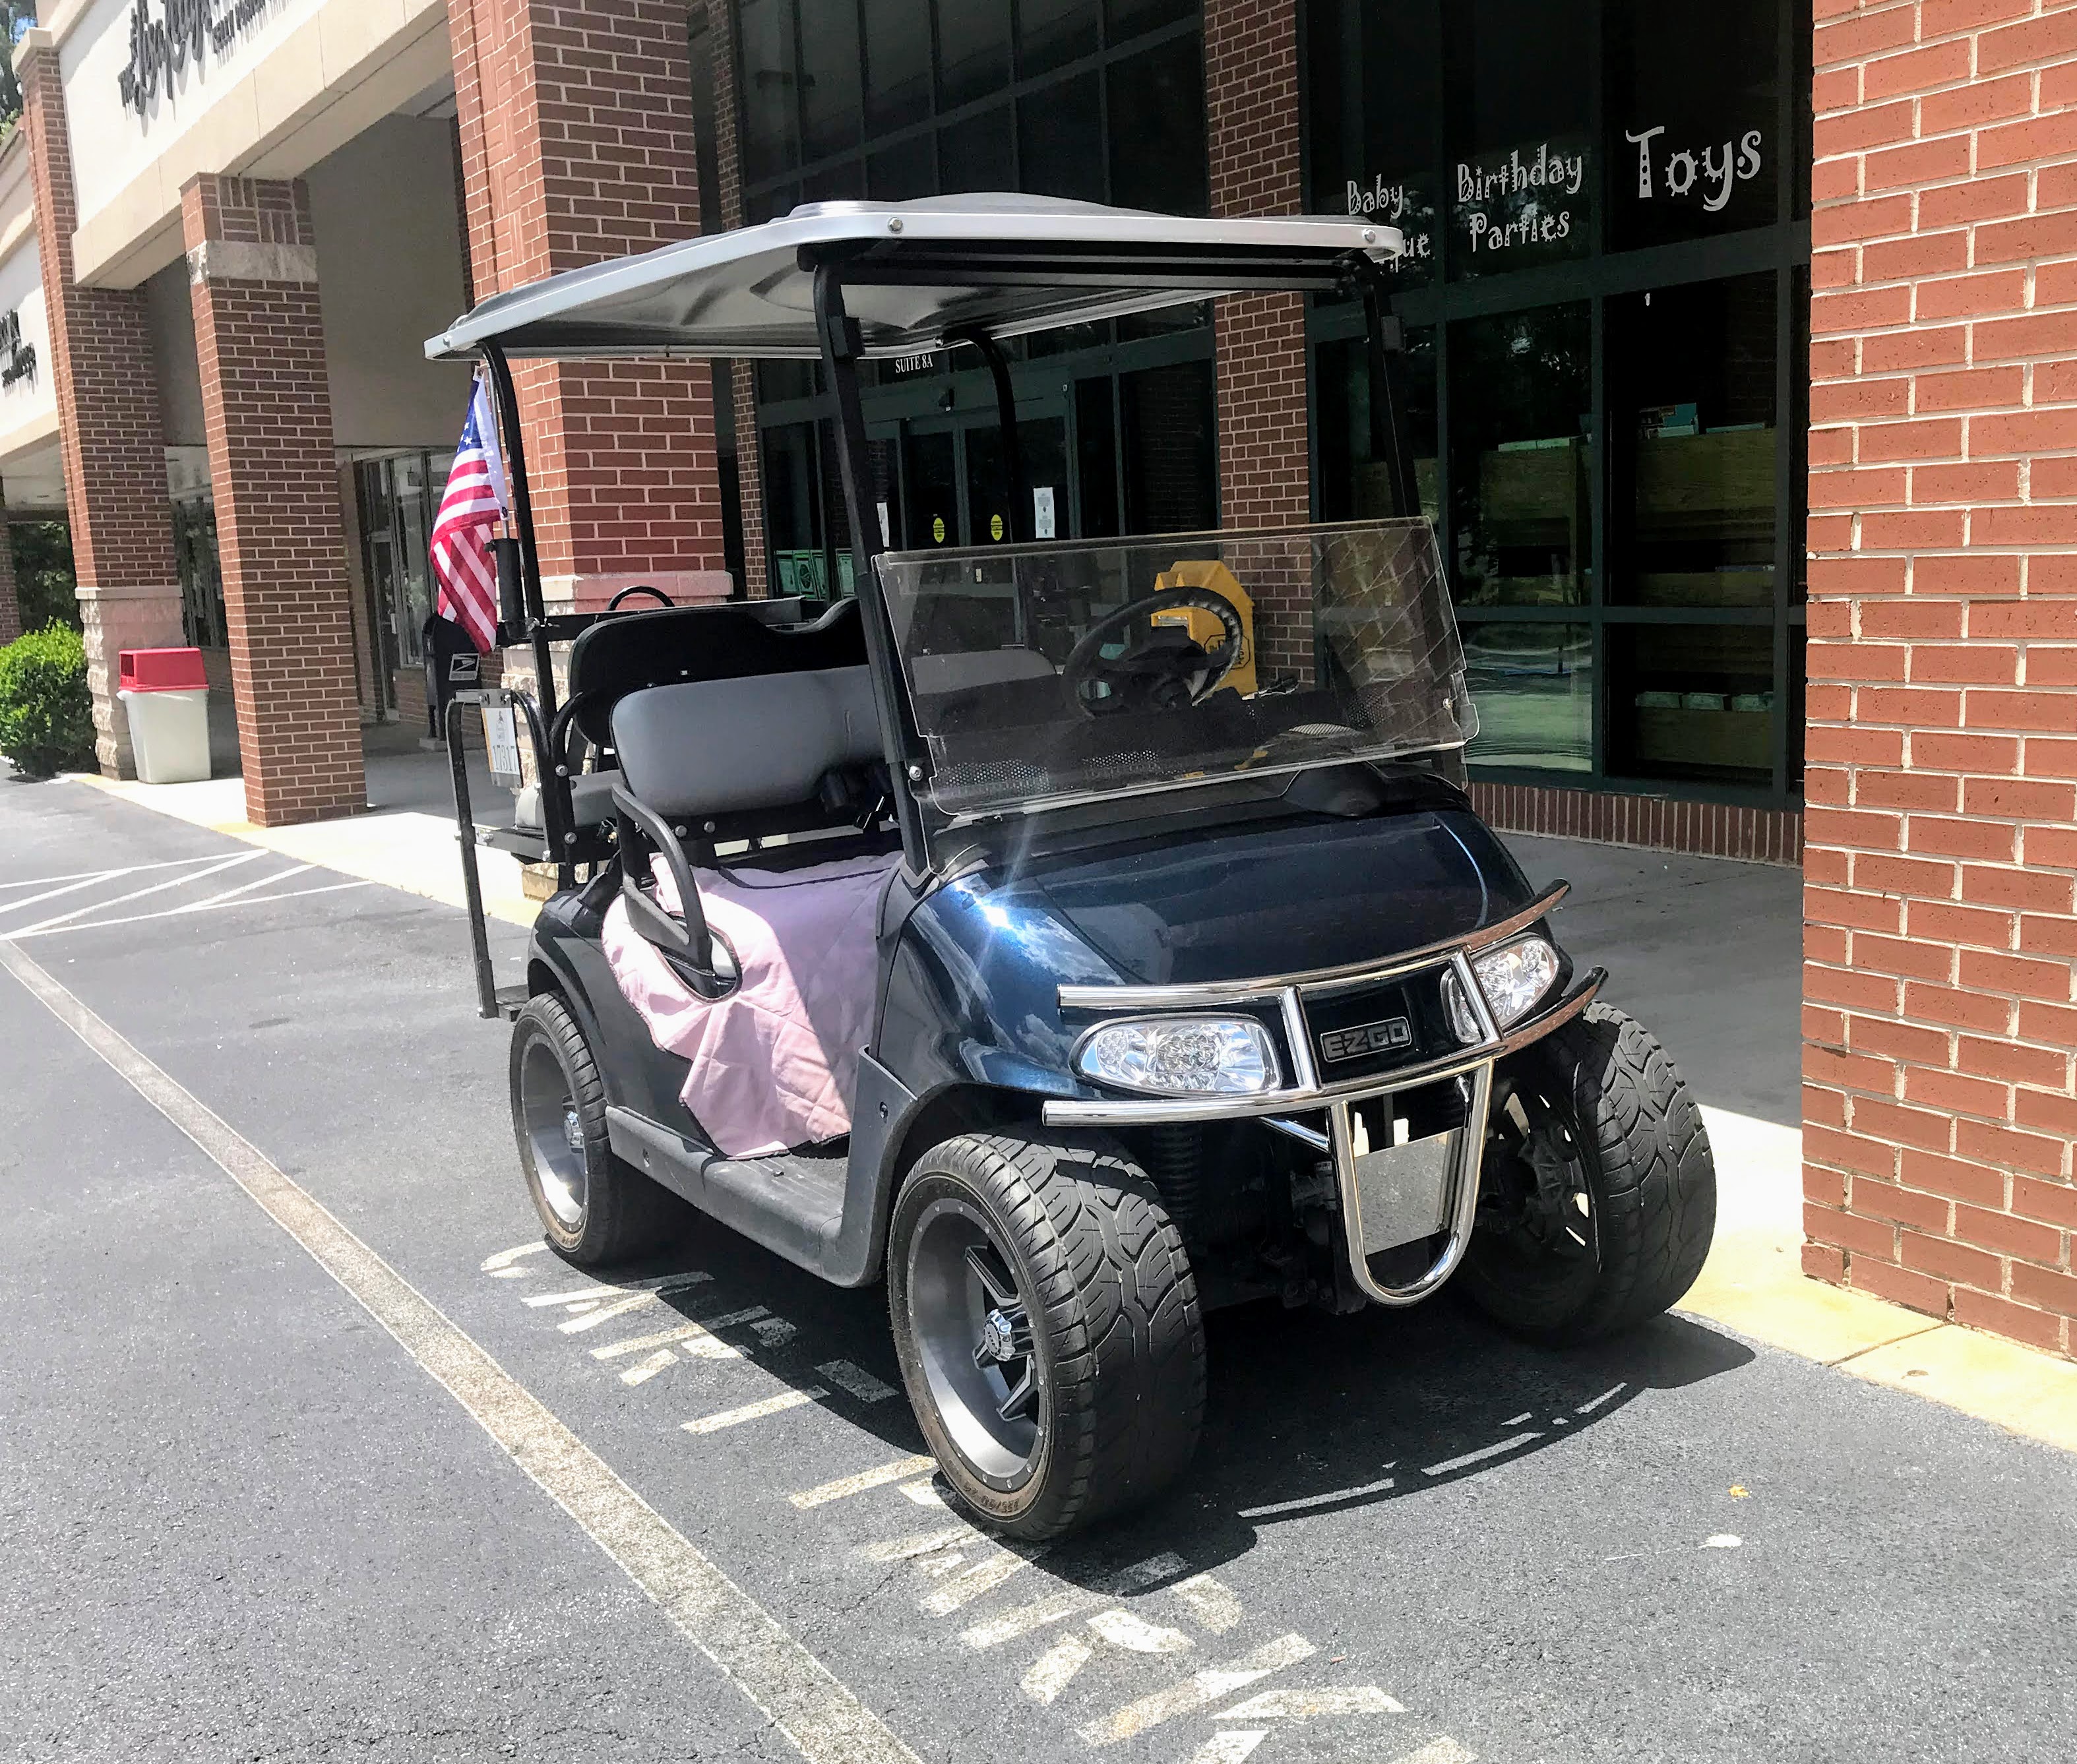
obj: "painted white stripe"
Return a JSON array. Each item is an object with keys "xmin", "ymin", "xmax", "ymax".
[
  {"xmin": 1240, "ymin": 1475, "xmax": 1398, "ymax": 1518},
  {"xmin": 1171, "ymin": 1573, "xmax": 1243, "ymax": 1635},
  {"xmin": 1019, "ymin": 1635, "xmax": 1091, "ymax": 1705},
  {"xmin": 526, "ymin": 1271, "xmax": 713, "ymax": 1310},
  {"xmin": 683, "ymin": 1388, "xmax": 826, "ymax": 1434},
  {"xmin": 0, "ymin": 872, "xmax": 126, "ymax": 917},
  {"xmin": 815, "ymin": 1360, "xmax": 896, "ymax": 1403},
  {"xmin": 1077, "ymin": 1635, "xmax": 1317, "ymax": 1747},
  {"xmin": 751, "ymin": 1318, "xmax": 797, "ymax": 1347},
  {"xmin": 788, "ymin": 1455, "xmax": 936, "ymax": 1510},
  {"xmin": 5, "ymin": 850, "xmax": 261, "ymax": 935},
  {"xmin": 2, "ymin": 878, "xmax": 376, "ymax": 940},
  {"xmin": 174, "ymin": 863, "xmax": 317, "ymax": 912},
  {"xmin": 0, "ymin": 939, "xmax": 923, "ymax": 1764},
  {"xmin": 1086, "ymin": 1610, "xmax": 1191, "ymax": 1654},
  {"xmin": 558, "ymin": 1286, "xmax": 707, "ymax": 1333},
  {"xmin": 481, "ymin": 1242, "xmax": 551, "ymax": 1275},
  {"xmin": 1386, "ymin": 1741, "xmax": 1476, "ymax": 1764},
  {"xmin": 899, "ymin": 1478, "xmax": 946, "ymax": 1507},
  {"xmin": 620, "ymin": 1349, "xmax": 679, "ymax": 1386},
  {"xmin": 592, "ymin": 1307, "xmax": 767, "ymax": 1362},
  {"xmin": 1187, "ymin": 1734, "xmax": 1266, "ymax": 1763},
  {"xmin": 920, "ymin": 1548, "xmax": 1041, "ymax": 1616},
  {"xmin": 0, "ymin": 855, "xmax": 230, "ymax": 892},
  {"xmin": 1421, "ymin": 1433, "xmax": 1540, "ymax": 1477},
  {"xmin": 958, "ymin": 1553, "xmax": 1187, "ymax": 1649},
  {"xmin": 857, "ymin": 1523, "xmax": 981, "ymax": 1564},
  {"xmin": 1216, "ymin": 1686, "xmax": 1406, "ymax": 1718},
  {"xmin": 1576, "ymin": 1384, "xmax": 1627, "ymax": 1415}
]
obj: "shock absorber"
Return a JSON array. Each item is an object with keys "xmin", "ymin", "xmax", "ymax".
[{"xmin": 1142, "ymin": 1124, "xmax": 1203, "ymax": 1244}]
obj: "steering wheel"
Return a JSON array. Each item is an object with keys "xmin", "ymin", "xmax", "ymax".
[
  {"xmin": 1064, "ymin": 587, "xmax": 1246, "ymax": 719},
  {"xmin": 608, "ymin": 584, "xmax": 674, "ymax": 611}
]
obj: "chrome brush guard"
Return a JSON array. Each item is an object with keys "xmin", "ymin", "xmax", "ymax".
[{"xmin": 1042, "ymin": 882, "xmax": 1604, "ymax": 1307}]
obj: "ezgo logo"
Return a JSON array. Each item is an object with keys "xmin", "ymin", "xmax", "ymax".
[{"xmin": 1318, "ymin": 1017, "xmax": 1413, "ymax": 1063}]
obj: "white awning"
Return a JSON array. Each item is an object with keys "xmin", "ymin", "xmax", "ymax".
[{"xmin": 425, "ymin": 195, "xmax": 1402, "ymax": 363}]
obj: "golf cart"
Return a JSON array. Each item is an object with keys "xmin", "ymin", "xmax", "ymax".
[{"xmin": 427, "ymin": 197, "xmax": 1716, "ymax": 1540}]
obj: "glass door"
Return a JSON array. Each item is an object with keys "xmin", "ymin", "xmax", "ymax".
[{"xmin": 964, "ymin": 410, "xmax": 1070, "ymax": 546}]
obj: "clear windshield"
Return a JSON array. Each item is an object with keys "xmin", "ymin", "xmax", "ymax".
[{"xmin": 875, "ymin": 518, "xmax": 1477, "ymax": 822}]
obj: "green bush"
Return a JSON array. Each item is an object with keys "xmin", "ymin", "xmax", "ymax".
[{"xmin": 0, "ymin": 623, "xmax": 96, "ymax": 778}]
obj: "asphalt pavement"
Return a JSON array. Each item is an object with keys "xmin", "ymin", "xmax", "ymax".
[{"xmin": 2, "ymin": 776, "xmax": 2072, "ymax": 1764}]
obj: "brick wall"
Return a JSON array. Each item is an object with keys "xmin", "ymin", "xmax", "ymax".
[
  {"xmin": 18, "ymin": 32, "xmax": 183, "ymax": 777},
  {"xmin": 1205, "ymin": 0, "xmax": 1313, "ymax": 680},
  {"xmin": 1805, "ymin": 0, "xmax": 2077, "ymax": 1358},
  {"xmin": 1473, "ymin": 782, "xmax": 1808, "ymax": 866},
  {"xmin": 0, "ymin": 522, "xmax": 19, "ymax": 646},
  {"xmin": 450, "ymin": 0, "xmax": 727, "ymax": 607},
  {"xmin": 184, "ymin": 175, "xmax": 367, "ymax": 826}
]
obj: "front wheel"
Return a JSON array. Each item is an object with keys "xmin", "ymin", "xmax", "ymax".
[
  {"xmin": 1458, "ymin": 1003, "xmax": 1716, "ymax": 1343},
  {"xmin": 888, "ymin": 1133, "xmax": 1205, "ymax": 1540}
]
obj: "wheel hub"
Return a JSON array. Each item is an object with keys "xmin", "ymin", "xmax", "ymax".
[
  {"xmin": 563, "ymin": 1104, "xmax": 585, "ymax": 1157},
  {"xmin": 976, "ymin": 1305, "xmax": 1030, "ymax": 1368}
]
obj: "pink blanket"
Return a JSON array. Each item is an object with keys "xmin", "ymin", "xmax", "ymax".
[{"xmin": 601, "ymin": 851, "xmax": 901, "ymax": 1158}]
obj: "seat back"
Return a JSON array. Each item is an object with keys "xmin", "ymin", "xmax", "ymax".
[
  {"xmin": 611, "ymin": 665, "xmax": 882, "ymax": 821},
  {"xmin": 565, "ymin": 597, "xmax": 861, "ymax": 752}
]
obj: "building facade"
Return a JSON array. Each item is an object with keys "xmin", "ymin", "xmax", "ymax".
[{"xmin": 3, "ymin": 0, "xmax": 2073, "ymax": 1361}]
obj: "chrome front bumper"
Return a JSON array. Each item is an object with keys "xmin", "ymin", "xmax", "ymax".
[{"xmin": 1039, "ymin": 880, "xmax": 1605, "ymax": 1308}]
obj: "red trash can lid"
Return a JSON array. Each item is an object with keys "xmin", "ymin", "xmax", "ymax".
[{"xmin": 119, "ymin": 648, "xmax": 208, "ymax": 692}]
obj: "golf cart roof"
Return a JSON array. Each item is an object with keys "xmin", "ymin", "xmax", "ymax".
[{"xmin": 425, "ymin": 195, "xmax": 1402, "ymax": 363}]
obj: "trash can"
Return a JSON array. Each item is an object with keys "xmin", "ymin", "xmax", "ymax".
[{"xmin": 118, "ymin": 648, "xmax": 212, "ymax": 785}]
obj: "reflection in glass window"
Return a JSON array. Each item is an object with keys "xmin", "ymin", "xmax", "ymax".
[
  {"xmin": 939, "ymin": 0, "xmax": 1012, "ymax": 108},
  {"xmin": 1108, "ymin": 34, "xmax": 1207, "ymax": 216},
  {"xmin": 739, "ymin": 0, "xmax": 801, "ymax": 184},
  {"xmin": 1609, "ymin": 624, "xmax": 1773, "ymax": 785},
  {"xmin": 1608, "ymin": 0, "xmax": 1780, "ymax": 250},
  {"xmin": 1020, "ymin": 75, "xmax": 1103, "ymax": 203},
  {"xmin": 1609, "ymin": 274, "xmax": 1778, "ymax": 607},
  {"xmin": 763, "ymin": 421, "xmax": 828, "ymax": 597},
  {"xmin": 1449, "ymin": 303, "xmax": 1592, "ymax": 607},
  {"xmin": 1305, "ymin": 0, "xmax": 1440, "ymax": 284},
  {"xmin": 1020, "ymin": 0, "xmax": 1100, "ymax": 78},
  {"xmin": 1315, "ymin": 330, "xmax": 1439, "ymax": 526},
  {"xmin": 939, "ymin": 105, "xmax": 1015, "ymax": 196},
  {"xmin": 1464, "ymin": 622, "xmax": 1592, "ymax": 772},
  {"xmin": 801, "ymin": 1, "xmax": 862, "ymax": 158},
  {"xmin": 863, "ymin": 0, "xmax": 933, "ymax": 132},
  {"xmin": 1107, "ymin": 0, "xmax": 1196, "ymax": 41},
  {"xmin": 867, "ymin": 134, "xmax": 937, "ymax": 202},
  {"xmin": 1121, "ymin": 361, "xmax": 1216, "ymax": 535}
]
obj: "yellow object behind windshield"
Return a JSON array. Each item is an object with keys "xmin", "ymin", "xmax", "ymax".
[{"xmin": 1150, "ymin": 560, "xmax": 1256, "ymax": 697}]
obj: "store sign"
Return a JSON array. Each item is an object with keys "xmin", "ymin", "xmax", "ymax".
[
  {"xmin": 0, "ymin": 310, "xmax": 36, "ymax": 392},
  {"xmin": 1623, "ymin": 125, "xmax": 1765, "ymax": 214},
  {"xmin": 1344, "ymin": 176, "xmax": 1435, "ymax": 271},
  {"xmin": 117, "ymin": 0, "xmax": 283, "ymax": 121},
  {"xmin": 1455, "ymin": 140, "xmax": 1586, "ymax": 260},
  {"xmin": 892, "ymin": 351, "xmax": 937, "ymax": 376}
]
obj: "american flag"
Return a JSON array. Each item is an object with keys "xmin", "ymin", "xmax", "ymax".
[{"xmin": 430, "ymin": 373, "xmax": 509, "ymax": 654}]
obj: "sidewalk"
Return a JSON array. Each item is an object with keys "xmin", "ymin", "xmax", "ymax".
[{"xmin": 57, "ymin": 762, "xmax": 2077, "ymax": 1454}]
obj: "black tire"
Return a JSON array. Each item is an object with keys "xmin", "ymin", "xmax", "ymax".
[
  {"xmin": 887, "ymin": 1132, "xmax": 1205, "ymax": 1541},
  {"xmin": 509, "ymin": 992, "xmax": 680, "ymax": 1266},
  {"xmin": 1458, "ymin": 1002, "xmax": 1716, "ymax": 1343}
]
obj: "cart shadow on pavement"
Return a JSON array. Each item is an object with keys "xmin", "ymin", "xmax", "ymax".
[{"xmin": 580, "ymin": 1205, "xmax": 1754, "ymax": 1587}]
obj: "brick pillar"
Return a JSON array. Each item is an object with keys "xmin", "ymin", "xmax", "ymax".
[
  {"xmin": 709, "ymin": 0, "xmax": 768, "ymax": 597},
  {"xmin": 1205, "ymin": 0, "xmax": 1313, "ymax": 680},
  {"xmin": 183, "ymin": 175, "xmax": 366, "ymax": 826},
  {"xmin": 1804, "ymin": 0, "xmax": 2077, "ymax": 1361},
  {"xmin": 0, "ymin": 520, "xmax": 19, "ymax": 645},
  {"xmin": 450, "ymin": 0, "xmax": 727, "ymax": 613},
  {"xmin": 17, "ymin": 30, "xmax": 181, "ymax": 777}
]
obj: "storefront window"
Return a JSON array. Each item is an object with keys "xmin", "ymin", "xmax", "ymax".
[
  {"xmin": 1020, "ymin": 0, "xmax": 1101, "ymax": 78},
  {"xmin": 1464, "ymin": 623, "xmax": 1593, "ymax": 773},
  {"xmin": 1449, "ymin": 303, "xmax": 1592, "ymax": 608},
  {"xmin": 739, "ymin": 0, "xmax": 801, "ymax": 183},
  {"xmin": 939, "ymin": 104, "xmax": 1014, "ymax": 195},
  {"xmin": 1305, "ymin": 0, "xmax": 1440, "ymax": 283},
  {"xmin": 863, "ymin": 0, "xmax": 933, "ymax": 132},
  {"xmin": 1107, "ymin": 34, "xmax": 1206, "ymax": 216},
  {"xmin": 1608, "ymin": 624, "xmax": 1774, "ymax": 785},
  {"xmin": 1020, "ymin": 74, "xmax": 1104, "ymax": 204},
  {"xmin": 1315, "ymin": 329, "xmax": 1438, "ymax": 525},
  {"xmin": 939, "ymin": 0, "xmax": 1011, "ymax": 107},
  {"xmin": 800, "ymin": 0, "xmax": 863, "ymax": 159}
]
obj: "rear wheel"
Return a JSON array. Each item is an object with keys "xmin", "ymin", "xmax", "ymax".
[
  {"xmin": 888, "ymin": 1132, "xmax": 1204, "ymax": 1540},
  {"xmin": 511, "ymin": 993, "xmax": 679, "ymax": 1266},
  {"xmin": 1458, "ymin": 1003, "xmax": 1715, "ymax": 1343}
]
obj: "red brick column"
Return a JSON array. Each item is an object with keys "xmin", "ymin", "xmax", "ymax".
[
  {"xmin": 183, "ymin": 175, "xmax": 366, "ymax": 826},
  {"xmin": 0, "ymin": 522, "xmax": 20, "ymax": 645},
  {"xmin": 1805, "ymin": 0, "xmax": 2077, "ymax": 1359},
  {"xmin": 708, "ymin": 0, "xmax": 768, "ymax": 596},
  {"xmin": 450, "ymin": 0, "xmax": 726, "ymax": 612},
  {"xmin": 1205, "ymin": 0, "xmax": 1312, "ymax": 679},
  {"xmin": 17, "ymin": 30, "xmax": 181, "ymax": 777}
]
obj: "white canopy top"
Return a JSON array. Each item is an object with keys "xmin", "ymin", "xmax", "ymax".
[{"xmin": 425, "ymin": 195, "xmax": 1402, "ymax": 363}]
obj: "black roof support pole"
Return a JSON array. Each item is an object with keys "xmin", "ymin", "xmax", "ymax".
[
  {"xmin": 1354, "ymin": 259, "xmax": 1422, "ymax": 523},
  {"xmin": 960, "ymin": 330, "xmax": 1024, "ymax": 542},
  {"xmin": 811, "ymin": 258, "xmax": 929, "ymax": 872}
]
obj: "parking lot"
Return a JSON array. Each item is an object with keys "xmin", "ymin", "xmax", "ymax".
[{"xmin": 4, "ymin": 776, "xmax": 2073, "ymax": 1764}]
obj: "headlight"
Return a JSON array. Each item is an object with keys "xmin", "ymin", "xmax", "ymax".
[
  {"xmin": 1074, "ymin": 1016, "xmax": 1282, "ymax": 1097},
  {"xmin": 1442, "ymin": 935, "xmax": 1561, "ymax": 1044}
]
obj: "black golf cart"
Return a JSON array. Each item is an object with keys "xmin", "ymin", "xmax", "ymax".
[{"xmin": 427, "ymin": 197, "xmax": 1716, "ymax": 1540}]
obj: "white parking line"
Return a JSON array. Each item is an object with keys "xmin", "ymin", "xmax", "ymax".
[
  {"xmin": 789, "ymin": 1454, "xmax": 937, "ymax": 1509},
  {"xmin": 4, "ymin": 849, "xmax": 262, "ymax": 936},
  {"xmin": 1216, "ymin": 1686, "xmax": 1406, "ymax": 1718},
  {"xmin": 1020, "ymin": 1634, "xmax": 1091, "ymax": 1705},
  {"xmin": 0, "ymin": 872, "xmax": 125, "ymax": 917},
  {"xmin": 920, "ymin": 1549, "xmax": 1040, "ymax": 1616},
  {"xmin": 481, "ymin": 1242, "xmax": 551, "ymax": 1275},
  {"xmin": 957, "ymin": 1553, "xmax": 1185, "ymax": 1649},
  {"xmin": 1078, "ymin": 1635, "xmax": 1317, "ymax": 1747},
  {"xmin": 174, "ymin": 863, "xmax": 317, "ymax": 912},
  {"xmin": 0, "ymin": 939, "xmax": 925, "ymax": 1764},
  {"xmin": 0, "ymin": 855, "xmax": 231, "ymax": 892},
  {"xmin": 592, "ymin": 1309, "xmax": 764, "ymax": 1362},
  {"xmin": 1187, "ymin": 1734, "xmax": 1266, "ymax": 1763},
  {"xmin": 1, "ymin": 878, "xmax": 376, "ymax": 940},
  {"xmin": 1387, "ymin": 1741, "xmax": 1477, "ymax": 1764},
  {"xmin": 1171, "ymin": 1575, "xmax": 1243, "ymax": 1634},
  {"xmin": 684, "ymin": 1388, "xmax": 827, "ymax": 1434},
  {"xmin": 816, "ymin": 1360, "xmax": 896, "ymax": 1403},
  {"xmin": 620, "ymin": 1349, "xmax": 679, "ymax": 1385}
]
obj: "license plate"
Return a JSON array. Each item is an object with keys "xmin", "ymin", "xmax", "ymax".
[
  {"xmin": 1351, "ymin": 1130, "xmax": 1459, "ymax": 1255},
  {"xmin": 481, "ymin": 703, "xmax": 524, "ymax": 785}
]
